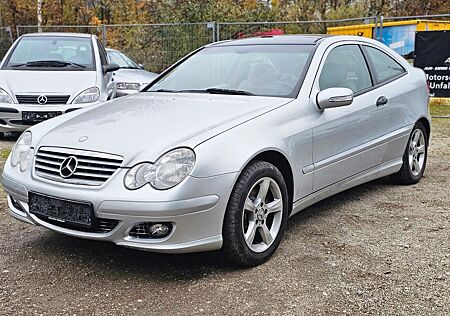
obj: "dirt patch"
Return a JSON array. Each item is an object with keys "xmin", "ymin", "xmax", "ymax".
[{"xmin": 0, "ymin": 119, "xmax": 449, "ymax": 315}]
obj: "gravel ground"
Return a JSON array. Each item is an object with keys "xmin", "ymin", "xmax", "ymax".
[{"xmin": 0, "ymin": 119, "xmax": 449, "ymax": 316}]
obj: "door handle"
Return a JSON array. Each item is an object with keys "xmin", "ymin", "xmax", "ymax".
[{"xmin": 376, "ymin": 96, "xmax": 388, "ymax": 107}]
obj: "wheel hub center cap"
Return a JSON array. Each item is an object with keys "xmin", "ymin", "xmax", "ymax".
[{"xmin": 256, "ymin": 208, "xmax": 265, "ymax": 221}]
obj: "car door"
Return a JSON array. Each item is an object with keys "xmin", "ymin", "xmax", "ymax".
[
  {"xmin": 96, "ymin": 39, "xmax": 115, "ymax": 100},
  {"xmin": 361, "ymin": 45, "xmax": 408, "ymax": 133},
  {"xmin": 310, "ymin": 43, "xmax": 388, "ymax": 191}
]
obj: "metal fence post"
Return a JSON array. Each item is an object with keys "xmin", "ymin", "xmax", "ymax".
[
  {"xmin": 217, "ymin": 23, "xmax": 220, "ymax": 41},
  {"xmin": 373, "ymin": 16, "xmax": 378, "ymax": 41},
  {"xmin": 102, "ymin": 24, "xmax": 107, "ymax": 45},
  {"xmin": 16, "ymin": 25, "xmax": 20, "ymax": 38},
  {"xmin": 6, "ymin": 26, "xmax": 13, "ymax": 43},
  {"xmin": 206, "ymin": 22, "xmax": 215, "ymax": 43},
  {"xmin": 379, "ymin": 15, "xmax": 384, "ymax": 42}
]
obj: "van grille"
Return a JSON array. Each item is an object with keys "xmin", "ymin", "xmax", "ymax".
[
  {"xmin": 16, "ymin": 95, "xmax": 70, "ymax": 105},
  {"xmin": 34, "ymin": 147, "xmax": 123, "ymax": 186}
]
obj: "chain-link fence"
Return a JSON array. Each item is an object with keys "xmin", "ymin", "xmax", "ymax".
[
  {"xmin": 217, "ymin": 17, "xmax": 378, "ymax": 41},
  {"xmin": 104, "ymin": 22, "xmax": 215, "ymax": 73},
  {"xmin": 0, "ymin": 26, "xmax": 13, "ymax": 60},
  {"xmin": 2, "ymin": 14, "xmax": 449, "ymax": 77}
]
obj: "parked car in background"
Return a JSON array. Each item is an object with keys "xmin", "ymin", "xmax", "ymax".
[
  {"xmin": 106, "ymin": 48, "xmax": 158, "ymax": 97},
  {"xmin": 2, "ymin": 35, "xmax": 430, "ymax": 267},
  {"xmin": 0, "ymin": 33, "xmax": 119, "ymax": 138}
]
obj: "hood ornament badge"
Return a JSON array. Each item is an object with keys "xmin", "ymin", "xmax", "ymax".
[{"xmin": 78, "ymin": 136, "xmax": 88, "ymax": 143}]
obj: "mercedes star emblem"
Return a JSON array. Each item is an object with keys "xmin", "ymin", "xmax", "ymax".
[
  {"xmin": 59, "ymin": 156, "xmax": 78, "ymax": 178},
  {"xmin": 37, "ymin": 95, "xmax": 48, "ymax": 105}
]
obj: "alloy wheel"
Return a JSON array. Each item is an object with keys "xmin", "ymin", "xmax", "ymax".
[
  {"xmin": 408, "ymin": 129, "xmax": 426, "ymax": 176},
  {"xmin": 241, "ymin": 177, "xmax": 283, "ymax": 253}
]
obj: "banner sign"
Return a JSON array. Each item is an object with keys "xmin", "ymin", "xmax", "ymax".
[
  {"xmin": 374, "ymin": 24, "xmax": 416, "ymax": 58},
  {"xmin": 414, "ymin": 31, "xmax": 450, "ymax": 97}
]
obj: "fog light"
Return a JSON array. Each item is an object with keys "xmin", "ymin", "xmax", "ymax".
[
  {"xmin": 129, "ymin": 222, "xmax": 173, "ymax": 239},
  {"xmin": 150, "ymin": 223, "xmax": 170, "ymax": 237}
]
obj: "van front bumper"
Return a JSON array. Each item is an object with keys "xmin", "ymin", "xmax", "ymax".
[{"xmin": 0, "ymin": 102, "xmax": 102, "ymax": 133}]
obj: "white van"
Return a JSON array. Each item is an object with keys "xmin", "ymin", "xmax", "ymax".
[{"xmin": 0, "ymin": 33, "xmax": 119, "ymax": 137}]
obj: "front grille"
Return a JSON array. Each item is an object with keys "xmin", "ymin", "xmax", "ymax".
[
  {"xmin": 33, "ymin": 214, "xmax": 119, "ymax": 233},
  {"xmin": 34, "ymin": 147, "xmax": 123, "ymax": 186},
  {"xmin": 16, "ymin": 95, "xmax": 70, "ymax": 105}
]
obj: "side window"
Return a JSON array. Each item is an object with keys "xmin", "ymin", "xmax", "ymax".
[
  {"xmin": 96, "ymin": 39, "xmax": 108, "ymax": 67},
  {"xmin": 364, "ymin": 46, "xmax": 405, "ymax": 83},
  {"xmin": 319, "ymin": 45, "xmax": 372, "ymax": 93}
]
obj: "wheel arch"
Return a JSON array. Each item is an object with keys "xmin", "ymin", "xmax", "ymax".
[
  {"xmin": 247, "ymin": 150, "xmax": 294, "ymax": 215},
  {"xmin": 417, "ymin": 117, "xmax": 431, "ymax": 141}
]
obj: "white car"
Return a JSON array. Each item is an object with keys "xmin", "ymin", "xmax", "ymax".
[
  {"xmin": 106, "ymin": 48, "xmax": 158, "ymax": 97},
  {"xmin": 0, "ymin": 33, "xmax": 119, "ymax": 137}
]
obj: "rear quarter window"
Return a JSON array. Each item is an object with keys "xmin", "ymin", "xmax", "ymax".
[{"xmin": 364, "ymin": 46, "xmax": 406, "ymax": 83}]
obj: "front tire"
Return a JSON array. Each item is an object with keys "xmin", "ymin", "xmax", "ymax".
[
  {"xmin": 222, "ymin": 161, "xmax": 289, "ymax": 267},
  {"xmin": 390, "ymin": 121, "xmax": 428, "ymax": 185}
]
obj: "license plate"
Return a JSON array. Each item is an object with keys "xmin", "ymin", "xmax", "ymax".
[
  {"xmin": 29, "ymin": 193, "xmax": 93, "ymax": 227},
  {"xmin": 22, "ymin": 111, "xmax": 62, "ymax": 124}
]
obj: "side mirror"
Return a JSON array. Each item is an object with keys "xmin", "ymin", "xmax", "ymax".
[
  {"xmin": 317, "ymin": 87, "xmax": 354, "ymax": 110},
  {"xmin": 103, "ymin": 63, "xmax": 120, "ymax": 74},
  {"xmin": 138, "ymin": 63, "xmax": 145, "ymax": 69}
]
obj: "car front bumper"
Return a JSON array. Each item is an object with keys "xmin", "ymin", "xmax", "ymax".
[
  {"xmin": 0, "ymin": 102, "xmax": 103, "ymax": 133},
  {"xmin": 2, "ymin": 167, "xmax": 237, "ymax": 253}
]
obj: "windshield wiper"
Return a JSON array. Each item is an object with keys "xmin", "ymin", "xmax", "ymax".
[
  {"xmin": 205, "ymin": 88, "xmax": 254, "ymax": 96},
  {"xmin": 179, "ymin": 88, "xmax": 254, "ymax": 96},
  {"xmin": 152, "ymin": 88, "xmax": 254, "ymax": 96},
  {"xmin": 64, "ymin": 61, "xmax": 87, "ymax": 68},
  {"xmin": 12, "ymin": 60, "xmax": 86, "ymax": 68},
  {"xmin": 154, "ymin": 89, "xmax": 180, "ymax": 93}
]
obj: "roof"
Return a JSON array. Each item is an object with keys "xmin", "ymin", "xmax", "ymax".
[
  {"xmin": 210, "ymin": 34, "xmax": 330, "ymax": 47},
  {"xmin": 21, "ymin": 32, "xmax": 94, "ymax": 38}
]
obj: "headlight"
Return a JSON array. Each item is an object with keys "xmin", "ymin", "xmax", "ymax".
[
  {"xmin": 11, "ymin": 131, "xmax": 33, "ymax": 172},
  {"xmin": 0, "ymin": 88, "xmax": 13, "ymax": 104},
  {"xmin": 72, "ymin": 87, "xmax": 100, "ymax": 104},
  {"xmin": 124, "ymin": 148, "xmax": 195, "ymax": 190},
  {"xmin": 116, "ymin": 82, "xmax": 140, "ymax": 90}
]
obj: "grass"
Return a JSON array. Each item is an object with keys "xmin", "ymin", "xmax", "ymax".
[
  {"xmin": 0, "ymin": 148, "xmax": 10, "ymax": 160},
  {"xmin": 430, "ymin": 104, "xmax": 450, "ymax": 116}
]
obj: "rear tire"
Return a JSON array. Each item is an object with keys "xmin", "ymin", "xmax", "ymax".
[
  {"xmin": 390, "ymin": 121, "xmax": 428, "ymax": 185},
  {"xmin": 222, "ymin": 161, "xmax": 289, "ymax": 267}
]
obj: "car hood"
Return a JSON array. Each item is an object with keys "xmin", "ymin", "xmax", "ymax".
[
  {"xmin": 36, "ymin": 92, "xmax": 291, "ymax": 165},
  {"xmin": 114, "ymin": 69, "xmax": 158, "ymax": 85},
  {"xmin": 0, "ymin": 70, "xmax": 97, "ymax": 95}
]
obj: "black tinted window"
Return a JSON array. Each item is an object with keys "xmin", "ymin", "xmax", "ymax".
[
  {"xmin": 364, "ymin": 46, "xmax": 405, "ymax": 83},
  {"xmin": 319, "ymin": 45, "xmax": 372, "ymax": 93}
]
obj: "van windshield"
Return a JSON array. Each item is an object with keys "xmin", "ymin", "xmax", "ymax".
[{"xmin": 4, "ymin": 36, "xmax": 95, "ymax": 71}]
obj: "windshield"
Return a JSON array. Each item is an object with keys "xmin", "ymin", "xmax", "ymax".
[
  {"xmin": 4, "ymin": 36, "xmax": 95, "ymax": 70},
  {"xmin": 107, "ymin": 50, "xmax": 140, "ymax": 69},
  {"xmin": 147, "ymin": 44, "xmax": 314, "ymax": 98}
]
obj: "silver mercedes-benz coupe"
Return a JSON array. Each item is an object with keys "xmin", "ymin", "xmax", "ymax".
[{"xmin": 2, "ymin": 35, "xmax": 430, "ymax": 266}]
